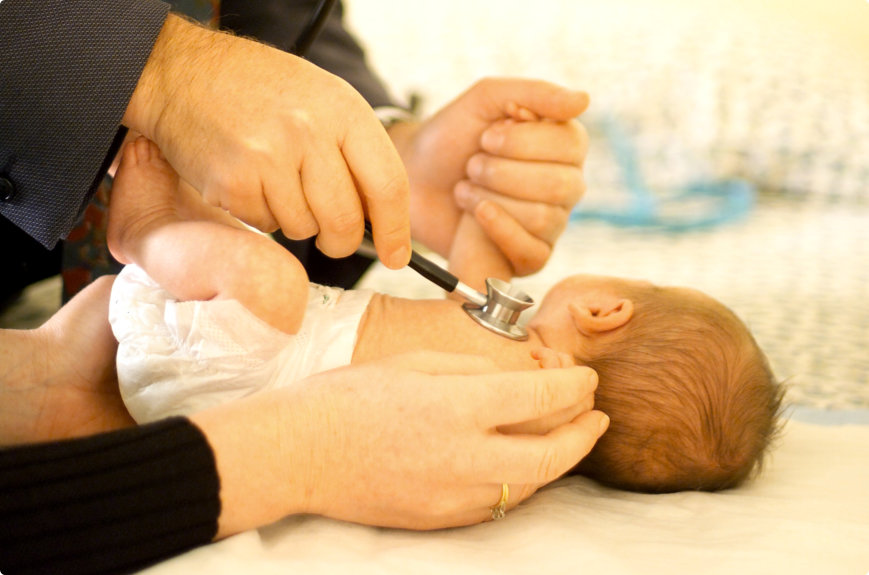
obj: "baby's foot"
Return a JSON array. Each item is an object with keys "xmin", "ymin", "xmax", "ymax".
[{"xmin": 107, "ymin": 137, "xmax": 183, "ymax": 264}]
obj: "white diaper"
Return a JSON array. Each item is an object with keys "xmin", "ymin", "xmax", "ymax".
[{"xmin": 110, "ymin": 264, "xmax": 373, "ymax": 423}]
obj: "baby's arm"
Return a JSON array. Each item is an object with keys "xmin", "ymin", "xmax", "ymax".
[
  {"xmin": 108, "ymin": 137, "xmax": 308, "ymax": 334},
  {"xmin": 448, "ymin": 213, "xmax": 513, "ymax": 292}
]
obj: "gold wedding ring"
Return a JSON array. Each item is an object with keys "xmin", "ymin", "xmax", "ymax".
[{"xmin": 491, "ymin": 483, "xmax": 509, "ymax": 521}]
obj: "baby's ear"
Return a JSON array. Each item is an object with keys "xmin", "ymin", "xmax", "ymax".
[{"xmin": 569, "ymin": 298, "xmax": 634, "ymax": 336}]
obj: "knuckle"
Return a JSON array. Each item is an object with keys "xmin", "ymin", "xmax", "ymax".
[
  {"xmin": 321, "ymin": 207, "xmax": 363, "ymax": 237},
  {"xmin": 369, "ymin": 170, "xmax": 410, "ymax": 203},
  {"xmin": 204, "ymin": 170, "xmax": 242, "ymax": 202},
  {"xmin": 273, "ymin": 205, "xmax": 316, "ymax": 238},
  {"xmin": 284, "ymin": 108, "xmax": 317, "ymax": 136}
]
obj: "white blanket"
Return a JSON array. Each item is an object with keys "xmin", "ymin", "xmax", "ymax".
[{"xmin": 139, "ymin": 418, "xmax": 869, "ymax": 574}]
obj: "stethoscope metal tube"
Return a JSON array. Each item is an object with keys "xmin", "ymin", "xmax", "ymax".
[{"xmin": 364, "ymin": 224, "xmax": 534, "ymax": 340}]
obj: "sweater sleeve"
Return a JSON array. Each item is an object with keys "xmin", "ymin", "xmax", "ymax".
[
  {"xmin": 0, "ymin": 0, "xmax": 170, "ymax": 249},
  {"xmin": 0, "ymin": 417, "xmax": 221, "ymax": 575},
  {"xmin": 219, "ymin": 0, "xmax": 397, "ymax": 108}
]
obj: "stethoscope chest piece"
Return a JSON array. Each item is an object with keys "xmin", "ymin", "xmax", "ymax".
[
  {"xmin": 361, "ymin": 223, "xmax": 534, "ymax": 341},
  {"xmin": 462, "ymin": 278, "xmax": 534, "ymax": 341}
]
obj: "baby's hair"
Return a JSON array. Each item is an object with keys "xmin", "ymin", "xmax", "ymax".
[{"xmin": 575, "ymin": 285, "xmax": 786, "ymax": 493}]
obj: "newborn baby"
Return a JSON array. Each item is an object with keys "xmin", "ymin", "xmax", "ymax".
[{"xmin": 108, "ymin": 138, "xmax": 784, "ymax": 494}]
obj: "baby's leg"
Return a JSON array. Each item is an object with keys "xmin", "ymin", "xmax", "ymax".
[{"xmin": 108, "ymin": 137, "xmax": 309, "ymax": 334}]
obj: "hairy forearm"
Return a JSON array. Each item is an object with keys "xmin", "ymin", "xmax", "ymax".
[{"xmin": 122, "ymin": 13, "xmax": 221, "ymax": 139}]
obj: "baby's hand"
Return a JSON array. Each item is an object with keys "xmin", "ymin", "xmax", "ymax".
[
  {"xmin": 531, "ymin": 347, "xmax": 576, "ymax": 369},
  {"xmin": 499, "ymin": 348, "xmax": 594, "ymax": 436}
]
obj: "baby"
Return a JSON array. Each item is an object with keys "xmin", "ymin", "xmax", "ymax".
[{"xmin": 108, "ymin": 138, "xmax": 784, "ymax": 494}]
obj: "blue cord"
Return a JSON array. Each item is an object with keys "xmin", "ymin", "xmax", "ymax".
[{"xmin": 571, "ymin": 116, "xmax": 755, "ymax": 232}]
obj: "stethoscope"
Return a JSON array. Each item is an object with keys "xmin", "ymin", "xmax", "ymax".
[
  {"xmin": 296, "ymin": 0, "xmax": 536, "ymax": 340},
  {"xmin": 363, "ymin": 224, "xmax": 535, "ymax": 341}
]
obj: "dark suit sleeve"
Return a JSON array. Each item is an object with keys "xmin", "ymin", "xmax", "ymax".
[
  {"xmin": 0, "ymin": 0, "xmax": 170, "ymax": 249},
  {"xmin": 220, "ymin": 0, "xmax": 396, "ymax": 108}
]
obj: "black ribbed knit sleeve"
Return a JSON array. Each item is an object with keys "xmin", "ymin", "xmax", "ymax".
[{"xmin": 0, "ymin": 417, "xmax": 221, "ymax": 575}]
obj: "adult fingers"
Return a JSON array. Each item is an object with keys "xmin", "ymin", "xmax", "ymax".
[
  {"xmin": 465, "ymin": 154, "xmax": 585, "ymax": 209},
  {"xmin": 456, "ymin": 183, "xmax": 568, "ymax": 244},
  {"xmin": 299, "ymin": 142, "xmax": 365, "ymax": 258},
  {"xmin": 342, "ymin": 115, "xmax": 412, "ymax": 269},
  {"xmin": 474, "ymin": 366, "xmax": 599, "ymax": 429},
  {"xmin": 200, "ymin": 167, "xmax": 284, "ymax": 234},
  {"xmin": 467, "ymin": 198, "xmax": 554, "ymax": 277},
  {"xmin": 389, "ymin": 482, "xmax": 539, "ymax": 530},
  {"xmin": 481, "ymin": 119, "xmax": 589, "ymax": 166},
  {"xmin": 470, "ymin": 78, "xmax": 590, "ymax": 123},
  {"xmin": 378, "ymin": 350, "xmax": 503, "ymax": 376},
  {"xmin": 487, "ymin": 410, "xmax": 610, "ymax": 485},
  {"xmin": 463, "ymin": 482, "xmax": 540, "ymax": 527}
]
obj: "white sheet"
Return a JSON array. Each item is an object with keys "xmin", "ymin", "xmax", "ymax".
[{"xmin": 139, "ymin": 419, "xmax": 868, "ymax": 574}]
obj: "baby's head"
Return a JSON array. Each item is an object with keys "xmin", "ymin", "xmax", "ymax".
[{"xmin": 529, "ymin": 275, "xmax": 785, "ymax": 493}]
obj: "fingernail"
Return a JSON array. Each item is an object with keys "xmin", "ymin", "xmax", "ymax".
[
  {"xmin": 481, "ymin": 127, "xmax": 505, "ymax": 150},
  {"xmin": 387, "ymin": 244, "xmax": 410, "ymax": 269},
  {"xmin": 476, "ymin": 200, "xmax": 497, "ymax": 223},
  {"xmin": 598, "ymin": 413, "xmax": 610, "ymax": 435},
  {"xmin": 454, "ymin": 181, "xmax": 475, "ymax": 209},
  {"xmin": 467, "ymin": 155, "xmax": 484, "ymax": 179}
]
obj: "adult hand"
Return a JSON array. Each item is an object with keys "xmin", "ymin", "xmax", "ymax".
[
  {"xmin": 123, "ymin": 14, "xmax": 412, "ymax": 269},
  {"xmin": 391, "ymin": 78, "xmax": 590, "ymax": 276},
  {"xmin": 192, "ymin": 351, "xmax": 607, "ymax": 537},
  {"xmin": 0, "ymin": 276, "xmax": 134, "ymax": 445}
]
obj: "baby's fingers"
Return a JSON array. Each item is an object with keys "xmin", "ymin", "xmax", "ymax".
[{"xmin": 531, "ymin": 348, "xmax": 576, "ymax": 369}]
